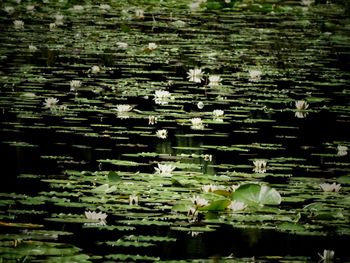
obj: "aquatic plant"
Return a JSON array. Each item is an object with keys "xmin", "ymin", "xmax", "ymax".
[
  {"xmin": 253, "ymin": 159, "xmax": 267, "ymax": 173},
  {"xmin": 208, "ymin": 75, "xmax": 222, "ymax": 87},
  {"xmin": 70, "ymin": 80, "xmax": 82, "ymax": 92},
  {"xmin": 295, "ymin": 100, "xmax": 309, "ymax": 118},
  {"xmin": 84, "ymin": 211, "xmax": 107, "ymax": 225},
  {"xmin": 190, "ymin": 117, "xmax": 204, "ymax": 130},
  {"xmin": 13, "ymin": 20, "xmax": 24, "ymax": 30},
  {"xmin": 337, "ymin": 145, "xmax": 348, "ymax": 156},
  {"xmin": 320, "ymin": 183, "xmax": 341, "ymax": 192},
  {"xmin": 129, "ymin": 194, "xmax": 139, "ymax": 206},
  {"xmin": 156, "ymin": 129, "xmax": 168, "ymax": 139},
  {"xmin": 154, "ymin": 90, "xmax": 171, "ymax": 105},
  {"xmin": 249, "ymin": 69, "xmax": 262, "ymax": 82},
  {"xmin": 227, "ymin": 200, "xmax": 247, "ymax": 212},
  {"xmin": 187, "ymin": 68, "xmax": 204, "ymax": 83},
  {"xmin": 154, "ymin": 163, "xmax": 176, "ymax": 177}
]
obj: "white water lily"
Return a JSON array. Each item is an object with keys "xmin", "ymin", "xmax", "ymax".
[
  {"xmin": 99, "ymin": 4, "xmax": 111, "ymax": 11},
  {"xmin": 70, "ymin": 80, "xmax": 82, "ymax": 91},
  {"xmin": 227, "ymin": 200, "xmax": 247, "ymax": 212},
  {"xmin": 337, "ymin": 145, "xmax": 348, "ymax": 156},
  {"xmin": 208, "ymin": 75, "xmax": 222, "ymax": 87},
  {"xmin": 156, "ymin": 129, "xmax": 168, "ymax": 139},
  {"xmin": 320, "ymin": 183, "xmax": 341, "ymax": 192},
  {"xmin": 253, "ymin": 159, "xmax": 267, "ymax": 173},
  {"xmin": 54, "ymin": 14, "xmax": 64, "ymax": 25},
  {"xmin": 28, "ymin": 44, "xmax": 37, "ymax": 52},
  {"xmin": 73, "ymin": 5, "xmax": 84, "ymax": 11},
  {"xmin": 116, "ymin": 104, "xmax": 132, "ymax": 113},
  {"xmin": 154, "ymin": 163, "xmax": 176, "ymax": 177},
  {"xmin": 116, "ymin": 42, "xmax": 128, "ymax": 50},
  {"xmin": 318, "ymin": 249, "xmax": 334, "ymax": 262},
  {"xmin": 154, "ymin": 90, "xmax": 171, "ymax": 105},
  {"xmin": 115, "ymin": 104, "xmax": 133, "ymax": 119},
  {"xmin": 129, "ymin": 194, "xmax": 139, "ymax": 206},
  {"xmin": 26, "ymin": 5, "xmax": 35, "ymax": 12},
  {"xmin": 187, "ymin": 68, "xmax": 204, "ymax": 83},
  {"xmin": 148, "ymin": 115, "xmax": 157, "ymax": 125},
  {"xmin": 201, "ymin": 184, "xmax": 224, "ymax": 193},
  {"xmin": 135, "ymin": 9, "xmax": 144, "ymax": 19},
  {"xmin": 49, "ymin": 23, "xmax": 56, "ymax": 31},
  {"xmin": 190, "ymin": 117, "xmax": 204, "ymax": 130},
  {"xmin": 249, "ymin": 69, "xmax": 262, "ymax": 82},
  {"xmin": 212, "ymin": 109, "xmax": 224, "ymax": 121},
  {"xmin": 84, "ymin": 211, "xmax": 107, "ymax": 225},
  {"xmin": 90, "ymin": 65, "xmax": 101, "ymax": 74},
  {"xmin": 13, "ymin": 20, "xmax": 24, "ymax": 30},
  {"xmin": 295, "ymin": 100, "xmax": 309, "ymax": 118},
  {"xmin": 202, "ymin": 154, "xmax": 212, "ymax": 162},
  {"xmin": 147, "ymin": 42, "xmax": 158, "ymax": 51},
  {"xmin": 190, "ymin": 195, "xmax": 209, "ymax": 207},
  {"xmin": 295, "ymin": 100, "xmax": 309, "ymax": 110},
  {"xmin": 4, "ymin": 6, "xmax": 15, "ymax": 15},
  {"xmin": 197, "ymin": 101, "xmax": 204, "ymax": 109},
  {"xmin": 43, "ymin": 97, "xmax": 59, "ymax": 109}
]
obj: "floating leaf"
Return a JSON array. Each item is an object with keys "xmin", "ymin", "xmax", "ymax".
[{"xmin": 231, "ymin": 184, "xmax": 282, "ymax": 206}]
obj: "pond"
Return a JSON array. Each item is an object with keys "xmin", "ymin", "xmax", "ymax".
[{"xmin": 0, "ymin": 0, "xmax": 350, "ymax": 262}]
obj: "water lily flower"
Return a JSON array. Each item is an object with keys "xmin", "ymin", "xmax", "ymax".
[
  {"xmin": 73, "ymin": 5, "xmax": 84, "ymax": 11},
  {"xmin": 197, "ymin": 101, "xmax": 204, "ymax": 109},
  {"xmin": 115, "ymin": 104, "xmax": 133, "ymax": 119},
  {"xmin": 13, "ymin": 20, "xmax": 24, "ymax": 30},
  {"xmin": 129, "ymin": 194, "xmax": 139, "ymax": 206},
  {"xmin": 295, "ymin": 100, "xmax": 309, "ymax": 110},
  {"xmin": 337, "ymin": 145, "xmax": 347, "ymax": 156},
  {"xmin": 28, "ymin": 44, "xmax": 37, "ymax": 52},
  {"xmin": 227, "ymin": 200, "xmax": 247, "ymax": 212},
  {"xmin": 148, "ymin": 115, "xmax": 157, "ymax": 125},
  {"xmin": 156, "ymin": 129, "xmax": 168, "ymax": 139},
  {"xmin": 201, "ymin": 184, "xmax": 224, "ymax": 193},
  {"xmin": 49, "ymin": 23, "xmax": 56, "ymax": 31},
  {"xmin": 26, "ymin": 5, "xmax": 35, "ymax": 12},
  {"xmin": 116, "ymin": 42, "xmax": 128, "ymax": 50},
  {"xmin": 318, "ymin": 249, "xmax": 334, "ymax": 262},
  {"xmin": 70, "ymin": 80, "xmax": 82, "ymax": 91},
  {"xmin": 4, "ymin": 6, "xmax": 15, "ymax": 15},
  {"xmin": 212, "ymin": 109, "xmax": 224, "ymax": 121},
  {"xmin": 54, "ymin": 14, "xmax": 64, "ymax": 25},
  {"xmin": 190, "ymin": 117, "xmax": 204, "ymax": 130},
  {"xmin": 202, "ymin": 154, "xmax": 212, "ymax": 162},
  {"xmin": 253, "ymin": 159, "xmax": 267, "ymax": 173},
  {"xmin": 302, "ymin": 0, "xmax": 314, "ymax": 6},
  {"xmin": 187, "ymin": 68, "xmax": 204, "ymax": 83},
  {"xmin": 190, "ymin": 195, "xmax": 209, "ymax": 207},
  {"xmin": 154, "ymin": 163, "xmax": 176, "ymax": 177},
  {"xmin": 84, "ymin": 210, "xmax": 107, "ymax": 225},
  {"xmin": 90, "ymin": 65, "xmax": 101, "ymax": 74},
  {"xmin": 99, "ymin": 4, "xmax": 111, "ymax": 11},
  {"xmin": 208, "ymin": 75, "xmax": 222, "ymax": 87},
  {"xmin": 295, "ymin": 100, "xmax": 309, "ymax": 118},
  {"xmin": 249, "ymin": 69, "xmax": 262, "ymax": 82},
  {"xmin": 135, "ymin": 9, "xmax": 144, "ymax": 19},
  {"xmin": 154, "ymin": 90, "xmax": 171, "ymax": 105},
  {"xmin": 147, "ymin": 42, "xmax": 158, "ymax": 51},
  {"xmin": 43, "ymin": 97, "xmax": 59, "ymax": 109},
  {"xmin": 320, "ymin": 182, "xmax": 341, "ymax": 192}
]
